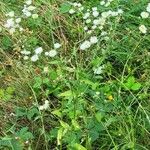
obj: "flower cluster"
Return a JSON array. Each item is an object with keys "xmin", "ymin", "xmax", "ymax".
[
  {"xmin": 21, "ymin": 43, "xmax": 61, "ymax": 62},
  {"xmin": 4, "ymin": 11, "xmax": 23, "ymax": 34},
  {"xmin": 139, "ymin": 3, "xmax": 150, "ymax": 34},
  {"xmin": 100, "ymin": 0, "xmax": 113, "ymax": 7},
  {"xmin": 80, "ymin": 36, "xmax": 98, "ymax": 50},
  {"xmin": 69, "ymin": 2, "xmax": 84, "ymax": 14},
  {"xmin": 68, "ymin": 2, "xmax": 123, "ymax": 50},
  {"xmin": 22, "ymin": 0, "xmax": 38, "ymax": 18},
  {"xmin": 4, "ymin": 0, "xmax": 38, "ymax": 34}
]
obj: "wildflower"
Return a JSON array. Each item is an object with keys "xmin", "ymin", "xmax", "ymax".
[
  {"xmin": 25, "ymin": 0, "xmax": 32, "ymax": 5},
  {"xmin": 4, "ymin": 18, "xmax": 14, "ymax": 28},
  {"xmin": 31, "ymin": 55, "xmax": 39, "ymax": 62},
  {"xmin": 6, "ymin": 11, "xmax": 14, "ymax": 17},
  {"xmin": 146, "ymin": 3, "xmax": 150, "ymax": 12},
  {"xmin": 90, "ymin": 36, "xmax": 98, "ymax": 44},
  {"xmin": 139, "ymin": 25, "xmax": 147, "ymax": 34},
  {"xmin": 27, "ymin": 5, "xmax": 36, "ymax": 11},
  {"xmin": 45, "ymin": 52, "xmax": 49, "ymax": 56},
  {"xmin": 93, "ymin": 11, "xmax": 99, "ymax": 17},
  {"xmin": 86, "ymin": 19, "xmax": 91, "ymax": 24},
  {"xmin": 80, "ymin": 40, "xmax": 91, "ymax": 50},
  {"xmin": 35, "ymin": 47, "xmax": 43, "ymax": 54},
  {"xmin": 32, "ymin": 14, "xmax": 38, "ymax": 19},
  {"xmin": 43, "ymin": 67, "xmax": 49, "ymax": 73},
  {"xmin": 69, "ymin": 9, "xmax": 75, "ymax": 14},
  {"xmin": 92, "ymin": 7, "xmax": 97, "ymax": 11},
  {"xmin": 107, "ymin": 95, "xmax": 113, "ymax": 101},
  {"xmin": 100, "ymin": 1, "xmax": 105, "ymax": 5},
  {"xmin": 140, "ymin": 12, "xmax": 149, "ymax": 18},
  {"xmin": 84, "ymin": 26, "xmax": 88, "ymax": 31},
  {"xmin": 83, "ymin": 12, "xmax": 90, "ymax": 19},
  {"xmin": 23, "ymin": 56, "xmax": 29, "ymax": 60},
  {"xmin": 15, "ymin": 18, "xmax": 21, "ymax": 23},
  {"xmin": 54, "ymin": 43, "xmax": 61, "ymax": 49},
  {"xmin": 48, "ymin": 50, "xmax": 57, "ymax": 57}
]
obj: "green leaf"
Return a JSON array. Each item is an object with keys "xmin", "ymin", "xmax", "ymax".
[
  {"xmin": 73, "ymin": 143, "xmax": 87, "ymax": 150},
  {"xmin": 131, "ymin": 83, "xmax": 141, "ymax": 91},
  {"xmin": 60, "ymin": 2, "xmax": 72, "ymax": 13},
  {"xmin": 95, "ymin": 112, "xmax": 103, "ymax": 122},
  {"xmin": 72, "ymin": 120, "xmax": 80, "ymax": 130}
]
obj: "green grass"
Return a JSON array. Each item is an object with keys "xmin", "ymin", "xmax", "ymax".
[{"xmin": 0, "ymin": 0, "xmax": 150, "ymax": 149}]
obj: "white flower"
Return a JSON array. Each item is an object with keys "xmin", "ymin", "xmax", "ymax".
[
  {"xmin": 139, "ymin": 25, "xmax": 147, "ymax": 34},
  {"xmin": 90, "ymin": 36, "xmax": 98, "ymax": 44},
  {"xmin": 118, "ymin": 9, "xmax": 123, "ymax": 14},
  {"xmin": 84, "ymin": 26, "xmax": 88, "ymax": 31},
  {"xmin": 140, "ymin": 12, "xmax": 149, "ymax": 19},
  {"xmin": 15, "ymin": 18, "xmax": 21, "ymax": 23},
  {"xmin": 86, "ymin": 19, "xmax": 91, "ymax": 24},
  {"xmin": 80, "ymin": 40, "xmax": 91, "ymax": 50},
  {"xmin": 100, "ymin": 1, "xmax": 105, "ymax": 5},
  {"xmin": 35, "ymin": 47, "xmax": 43, "ymax": 54},
  {"xmin": 21, "ymin": 50, "xmax": 31, "ymax": 55},
  {"xmin": 146, "ymin": 3, "xmax": 150, "ymax": 12},
  {"xmin": 24, "ymin": 11, "xmax": 32, "ymax": 17},
  {"xmin": 23, "ymin": 56, "xmax": 29, "ymax": 60},
  {"xmin": 93, "ymin": 11, "xmax": 99, "ymax": 17},
  {"xmin": 92, "ymin": 7, "xmax": 97, "ymax": 11},
  {"xmin": 6, "ymin": 11, "xmax": 14, "ymax": 17},
  {"xmin": 83, "ymin": 12, "xmax": 90, "ymax": 19},
  {"xmin": 69, "ymin": 9, "xmax": 75, "ymax": 14},
  {"xmin": 28, "ymin": 6, "xmax": 36, "ymax": 11},
  {"xmin": 91, "ymin": 25, "xmax": 97, "ymax": 30},
  {"xmin": 4, "ymin": 18, "xmax": 14, "ymax": 28},
  {"xmin": 48, "ymin": 50, "xmax": 57, "ymax": 57},
  {"xmin": 101, "ymin": 12, "xmax": 110, "ymax": 18},
  {"xmin": 87, "ymin": 30, "xmax": 93, "ymax": 34},
  {"xmin": 93, "ymin": 66, "xmax": 104, "ymax": 75},
  {"xmin": 25, "ymin": 0, "xmax": 32, "ymax": 5},
  {"xmin": 79, "ymin": 7, "xmax": 84, "ymax": 11},
  {"xmin": 45, "ymin": 52, "xmax": 49, "ymax": 56},
  {"xmin": 32, "ymin": 14, "xmax": 38, "ymax": 19},
  {"xmin": 77, "ymin": 3, "xmax": 82, "ymax": 7},
  {"xmin": 31, "ymin": 55, "xmax": 39, "ymax": 62},
  {"xmin": 93, "ymin": 19, "xmax": 100, "ymax": 25},
  {"xmin": 54, "ymin": 43, "xmax": 61, "ymax": 49},
  {"xmin": 73, "ymin": 2, "xmax": 78, "ymax": 7}
]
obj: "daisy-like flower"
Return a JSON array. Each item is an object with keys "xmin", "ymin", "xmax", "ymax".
[
  {"xmin": 31, "ymin": 55, "xmax": 39, "ymax": 62},
  {"xmin": 93, "ymin": 11, "xmax": 99, "ymax": 17},
  {"xmin": 100, "ymin": 1, "xmax": 105, "ymax": 5},
  {"xmin": 21, "ymin": 50, "xmax": 31, "ymax": 55},
  {"xmin": 69, "ymin": 9, "xmax": 75, "ymax": 14},
  {"xmin": 80, "ymin": 40, "xmax": 91, "ymax": 50},
  {"xmin": 140, "ymin": 12, "xmax": 149, "ymax": 18},
  {"xmin": 54, "ymin": 43, "xmax": 61, "ymax": 49},
  {"xmin": 83, "ymin": 12, "xmax": 90, "ymax": 19},
  {"xmin": 15, "ymin": 18, "xmax": 21, "ymax": 23},
  {"xmin": 35, "ymin": 47, "xmax": 43, "ymax": 54},
  {"xmin": 4, "ymin": 18, "xmax": 14, "ymax": 28},
  {"xmin": 90, "ymin": 36, "xmax": 98, "ymax": 44},
  {"xmin": 139, "ymin": 25, "xmax": 147, "ymax": 34},
  {"xmin": 23, "ymin": 56, "xmax": 29, "ymax": 60},
  {"xmin": 25, "ymin": 0, "xmax": 32, "ymax": 5},
  {"xmin": 48, "ymin": 50, "xmax": 57, "ymax": 57}
]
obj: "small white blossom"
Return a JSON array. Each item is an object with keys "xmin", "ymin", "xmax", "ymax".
[
  {"xmin": 90, "ymin": 36, "xmax": 98, "ymax": 44},
  {"xmin": 15, "ymin": 18, "xmax": 21, "ymax": 23},
  {"xmin": 83, "ymin": 12, "xmax": 90, "ymax": 19},
  {"xmin": 28, "ymin": 5, "xmax": 36, "ymax": 11},
  {"xmin": 23, "ymin": 56, "xmax": 29, "ymax": 60},
  {"xmin": 139, "ymin": 25, "xmax": 147, "ymax": 34},
  {"xmin": 100, "ymin": 1, "xmax": 105, "ymax": 5},
  {"xmin": 69, "ymin": 9, "xmax": 75, "ymax": 14},
  {"xmin": 35, "ymin": 47, "xmax": 43, "ymax": 54},
  {"xmin": 80, "ymin": 40, "xmax": 91, "ymax": 50},
  {"xmin": 93, "ymin": 11, "xmax": 99, "ymax": 17},
  {"xmin": 48, "ymin": 50, "xmax": 57, "ymax": 57},
  {"xmin": 54, "ymin": 43, "xmax": 61, "ymax": 49},
  {"xmin": 31, "ymin": 55, "xmax": 39, "ymax": 62},
  {"xmin": 140, "ymin": 12, "xmax": 149, "ymax": 18},
  {"xmin": 146, "ymin": 3, "xmax": 150, "ymax": 12},
  {"xmin": 86, "ymin": 19, "xmax": 91, "ymax": 24},
  {"xmin": 94, "ymin": 66, "xmax": 104, "ymax": 75},
  {"xmin": 25, "ymin": 0, "xmax": 32, "ymax": 5}
]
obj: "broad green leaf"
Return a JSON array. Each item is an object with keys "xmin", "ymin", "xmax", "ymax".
[{"xmin": 131, "ymin": 83, "xmax": 141, "ymax": 91}]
